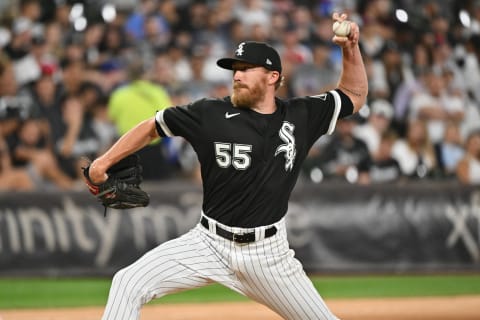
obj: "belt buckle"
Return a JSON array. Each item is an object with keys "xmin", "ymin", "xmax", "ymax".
[{"xmin": 232, "ymin": 232, "xmax": 255, "ymax": 243}]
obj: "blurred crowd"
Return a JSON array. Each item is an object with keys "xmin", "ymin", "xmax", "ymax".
[{"xmin": 1, "ymin": 0, "xmax": 480, "ymax": 191}]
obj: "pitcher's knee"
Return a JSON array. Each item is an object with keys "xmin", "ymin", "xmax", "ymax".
[
  {"xmin": 110, "ymin": 266, "xmax": 140, "ymax": 298},
  {"xmin": 110, "ymin": 266, "xmax": 158, "ymax": 306},
  {"xmin": 111, "ymin": 268, "xmax": 128, "ymax": 288}
]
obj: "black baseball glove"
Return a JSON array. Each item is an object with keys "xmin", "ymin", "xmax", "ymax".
[{"xmin": 83, "ymin": 154, "xmax": 150, "ymax": 212}]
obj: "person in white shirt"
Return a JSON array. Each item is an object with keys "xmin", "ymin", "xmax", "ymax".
[
  {"xmin": 457, "ymin": 129, "xmax": 480, "ymax": 185},
  {"xmin": 392, "ymin": 119, "xmax": 438, "ymax": 178},
  {"xmin": 409, "ymin": 69, "xmax": 464, "ymax": 145},
  {"xmin": 353, "ymin": 98, "xmax": 394, "ymax": 155}
]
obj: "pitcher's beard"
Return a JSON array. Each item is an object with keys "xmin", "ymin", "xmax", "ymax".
[{"xmin": 231, "ymin": 82, "xmax": 265, "ymax": 109}]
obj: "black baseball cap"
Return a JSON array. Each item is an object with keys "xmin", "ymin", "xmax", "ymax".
[{"xmin": 217, "ymin": 41, "xmax": 282, "ymax": 73}]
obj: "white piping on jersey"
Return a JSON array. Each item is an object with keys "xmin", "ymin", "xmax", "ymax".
[
  {"xmin": 326, "ymin": 90, "xmax": 342, "ymax": 135},
  {"xmin": 155, "ymin": 110, "xmax": 174, "ymax": 137}
]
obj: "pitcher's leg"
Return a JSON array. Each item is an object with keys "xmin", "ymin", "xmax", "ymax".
[
  {"xmin": 243, "ymin": 251, "xmax": 336, "ymax": 319},
  {"xmin": 102, "ymin": 228, "xmax": 215, "ymax": 320},
  {"xmin": 263, "ymin": 255, "xmax": 337, "ymax": 320},
  {"xmin": 232, "ymin": 229, "xmax": 338, "ymax": 320}
]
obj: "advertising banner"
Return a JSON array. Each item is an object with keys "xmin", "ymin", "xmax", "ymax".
[{"xmin": 0, "ymin": 182, "xmax": 479, "ymax": 275}]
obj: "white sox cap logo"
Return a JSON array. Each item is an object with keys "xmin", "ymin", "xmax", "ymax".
[
  {"xmin": 235, "ymin": 42, "xmax": 245, "ymax": 56},
  {"xmin": 275, "ymin": 121, "xmax": 296, "ymax": 171},
  {"xmin": 217, "ymin": 41, "xmax": 282, "ymax": 73}
]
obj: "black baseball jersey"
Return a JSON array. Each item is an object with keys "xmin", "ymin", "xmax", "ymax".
[{"xmin": 155, "ymin": 90, "xmax": 350, "ymax": 227}]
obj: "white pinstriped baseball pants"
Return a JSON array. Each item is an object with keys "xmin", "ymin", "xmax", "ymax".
[{"xmin": 101, "ymin": 214, "xmax": 338, "ymax": 320}]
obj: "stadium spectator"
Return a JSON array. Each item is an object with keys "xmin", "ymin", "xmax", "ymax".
[
  {"xmin": 392, "ymin": 119, "xmax": 439, "ymax": 179},
  {"xmin": 165, "ymin": 40, "xmax": 192, "ymax": 83},
  {"xmin": 136, "ymin": 14, "xmax": 171, "ymax": 71},
  {"xmin": 24, "ymin": 63, "xmax": 63, "ymax": 145},
  {"xmin": 380, "ymin": 41, "xmax": 407, "ymax": 102},
  {"xmin": 456, "ymin": 129, "xmax": 480, "ymax": 185},
  {"xmin": 353, "ymin": 98, "xmax": 394, "ymax": 156},
  {"xmin": 0, "ymin": 133, "xmax": 34, "ymax": 191},
  {"xmin": 158, "ymin": 0, "xmax": 181, "ymax": 33},
  {"xmin": 303, "ymin": 117, "xmax": 371, "ymax": 183},
  {"xmin": 291, "ymin": 5, "xmax": 313, "ymax": 43},
  {"xmin": 16, "ymin": 0, "xmax": 43, "ymax": 47},
  {"xmin": 359, "ymin": 20, "xmax": 387, "ymax": 59},
  {"xmin": 78, "ymin": 81, "xmax": 103, "ymax": 113},
  {"xmin": 30, "ymin": 31, "xmax": 52, "ymax": 66},
  {"xmin": 180, "ymin": 47, "xmax": 214, "ymax": 101},
  {"xmin": 368, "ymin": 41, "xmax": 406, "ymax": 102},
  {"xmin": 42, "ymin": 21, "xmax": 63, "ymax": 59},
  {"xmin": 391, "ymin": 43, "xmax": 431, "ymax": 136},
  {"xmin": 98, "ymin": 24, "xmax": 132, "ymax": 68},
  {"xmin": 53, "ymin": 0, "xmax": 71, "ymax": 32},
  {"xmin": 290, "ymin": 39, "xmax": 338, "ymax": 97},
  {"xmin": 150, "ymin": 50, "xmax": 176, "ymax": 89},
  {"xmin": 107, "ymin": 59, "xmax": 175, "ymax": 180},
  {"xmin": 17, "ymin": 0, "xmax": 41, "ymax": 22},
  {"xmin": 124, "ymin": 0, "xmax": 169, "ymax": 42},
  {"xmin": 0, "ymin": 53, "xmax": 34, "ymax": 190},
  {"xmin": 437, "ymin": 121, "xmax": 465, "ymax": 178},
  {"xmin": 82, "ymin": 23, "xmax": 105, "ymax": 67},
  {"xmin": 9, "ymin": 117, "xmax": 75, "ymax": 190},
  {"xmin": 462, "ymin": 35, "xmax": 480, "ymax": 104},
  {"xmin": 358, "ymin": 130, "xmax": 402, "ymax": 185},
  {"xmin": 95, "ymin": 58, "xmax": 128, "ymax": 94},
  {"xmin": 234, "ymin": 0, "xmax": 271, "ymax": 33},
  {"xmin": 5, "ymin": 16, "xmax": 41, "ymax": 86},
  {"xmin": 268, "ymin": 11, "xmax": 288, "ymax": 44},
  {"xmin": 89, "ymin": 95, "xmax": 117, "ymax": 155},
  {"xmin": 0, "ymin": 52, "xmax": 18, "ymax": 98},
  {"xmin": 55, "ymin": 95, "xmax": 97, "ymax": 177},
  {"xmin": 179, "ymin": 0, "xmax": 209, "ymax": 43},
  {"xmin": 58, "ymin": 58, "xmax": 87, "ymax": 97},
  {"xmin": 408, "ymin": 68, "xmax": 465, "ymax": 145},
  {"xmin": 276, "ymin": 24, "xmax": 313, "ymax": 75}
]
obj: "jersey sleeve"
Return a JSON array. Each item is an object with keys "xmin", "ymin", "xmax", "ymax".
[
  {"xmin": 303, "ymin": 90, "xmax": 345, "ymax": 145},
  {"xmin": 155, "ymin": 99, "xmax": 205, "ymax": 143}
]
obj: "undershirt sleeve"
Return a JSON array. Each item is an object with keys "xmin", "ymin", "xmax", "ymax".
[{"xmin": 336, "ymin": 88, "xmax": 354, "ymax": 118}]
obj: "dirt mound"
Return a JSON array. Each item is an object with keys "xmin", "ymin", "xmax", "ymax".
[{"xmin": 1, "ymin": 295, "xmax": 479, "ymax": 320}]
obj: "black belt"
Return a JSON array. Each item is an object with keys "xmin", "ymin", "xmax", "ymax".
[{"xmin": 200, "ymin": 216, "xmax": 277, "ymax": 244}]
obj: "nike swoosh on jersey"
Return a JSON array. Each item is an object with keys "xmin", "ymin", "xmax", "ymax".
[{"xmin": 225, "ymin": 112, "xmax": 241, "ymax": 119}]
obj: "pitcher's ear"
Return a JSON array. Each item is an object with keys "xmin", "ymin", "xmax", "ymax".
[{"xmin": 270, "ymin": 71, "xmax": 280, "ymax": 83}]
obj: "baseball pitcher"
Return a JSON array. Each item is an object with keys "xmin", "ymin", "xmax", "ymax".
[{"xmin": 85, "ymin": 12, "xmax": 367, "ymax": 320}]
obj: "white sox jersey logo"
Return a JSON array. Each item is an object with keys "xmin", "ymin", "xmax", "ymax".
[{"xmin": 275, "ymin": 121, "xmax": 296, "ymax": 172}]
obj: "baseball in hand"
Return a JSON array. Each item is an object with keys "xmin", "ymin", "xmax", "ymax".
[{"xmin": 332, "ymin": 20, "xmax": 351, "ymax": 37}]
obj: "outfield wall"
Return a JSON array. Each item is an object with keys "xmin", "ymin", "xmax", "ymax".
[{"xmin": 0, "ymin": 181, "xmax": 479, "ymax": 276}]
